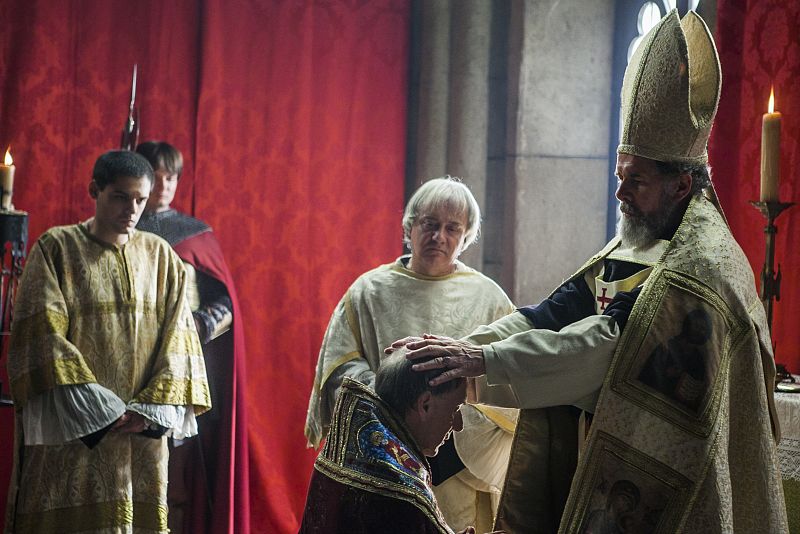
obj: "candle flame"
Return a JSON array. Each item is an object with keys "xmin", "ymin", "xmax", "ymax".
[
  {"xmin": 3, "ymin": 147, "xmax": 12, "ymax": 166},
  {"xmin": 768, "ymin": 86, "xmax": 775, "ymax": 114}
]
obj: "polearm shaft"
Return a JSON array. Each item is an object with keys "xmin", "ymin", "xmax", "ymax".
[{"xmin": 120, "ymin": 64, "xmax": 140, "ymax": 150}]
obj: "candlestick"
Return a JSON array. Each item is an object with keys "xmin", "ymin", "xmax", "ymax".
[
  {"xmin": 0, "ymin": 148, "xmax": 14, "ymax": 211},
  {"xmin": 0, "ymin": 209, "xmax": 28, "ymax": 408},
  {"xmin": 749, "ymin": 200, "xmax": 795, "ymax": 346},
  {"xmin": 760, "ymin": 87, "xmax": 781, "ymax": 202}
]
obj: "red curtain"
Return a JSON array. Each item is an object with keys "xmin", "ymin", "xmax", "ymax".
[
  {"xmin": 711, "ymin": 0, "xmax": 800, "ymax": 372},
  {"xmin": 0, "ymin": 1, "xmax": 409, "ymax": 532}
]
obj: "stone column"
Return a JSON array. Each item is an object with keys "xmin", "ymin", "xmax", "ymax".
[
  {"xmin": 505, "ymin": 0, "xmax": 615, "ymax": 304},
  {"xmin": 407, "ymin": 0, "xmax": 615, "ymax": 299},
  {"xmin": 408, "ymin": 1, "xmax": 493, "ymax": 271},
  {"xmin": 446, "ymin": 1, "xmax": 492, "ymax": 270},
  {"xmin": 412, "ymin": 0, "xmax": 451, "ymax": 185}
]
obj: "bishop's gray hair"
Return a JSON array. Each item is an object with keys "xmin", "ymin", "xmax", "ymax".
[
  {"xmin": 654, "ymin": 161, "xmax": 712, "ymax": 196},
  {"xmin": 401, "ymin": 176, "xmax": 481, "ymax": 252}
]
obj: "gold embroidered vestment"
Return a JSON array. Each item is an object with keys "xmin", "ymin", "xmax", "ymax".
[{"xmin": 5, "ymin": 224, "xmax": 210, "ymax": 534}]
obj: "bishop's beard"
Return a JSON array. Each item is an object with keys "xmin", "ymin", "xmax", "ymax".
[{"xmin": 616, "ymin": 190, "xmax": 681, "ymax": 249}]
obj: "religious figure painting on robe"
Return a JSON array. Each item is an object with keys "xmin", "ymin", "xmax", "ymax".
[
  {"xmin": 612, "ymin": 274, "xmax": 737, "ymax": 436},
  {"xmin": 637, "ymin": 306, "xmax": 714, "ymax": 413},
  {"xmin": 573, "ymin": 432, "xmax": 691, "ymax": 534}
]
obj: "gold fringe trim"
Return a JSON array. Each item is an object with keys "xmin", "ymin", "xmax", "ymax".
[
  {"xmin": 12, "ymin": 499, "xmax": 168, "ymax": 533},
  {"xmin": 10, "ymin": 355, "xmax": 96, "ymax": 407}
]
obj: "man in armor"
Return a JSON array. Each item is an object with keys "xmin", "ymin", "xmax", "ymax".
[{"xmin": 136, "ymin": 141, "xmax": 249, "ymax": 534}]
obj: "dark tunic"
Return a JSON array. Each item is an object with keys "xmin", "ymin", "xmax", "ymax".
[
  {"xmin": 137, "ymin": 209, "xmax": 250, "ymax": 534},
  {"xmin": 518, "ymin": 257, "xmax": 647, "ymax": 333}
]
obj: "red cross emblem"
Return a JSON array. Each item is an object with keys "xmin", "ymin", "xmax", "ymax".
[{"xmin": 596, "ymin": 287, "xmax": 613, "ymax": 311}]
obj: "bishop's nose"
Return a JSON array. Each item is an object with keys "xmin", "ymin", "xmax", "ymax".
[{"xmin": 615, "ymin": 182, "xmax": 628, "ymax": 203}]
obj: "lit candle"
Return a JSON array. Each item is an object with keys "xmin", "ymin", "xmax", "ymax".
[
  {"xmin": 760, "ymin": 87, "xmax": 781, "ymax": 202},
  {"xmin": 0, "ymin": 147, "xmax": 14, "ymax": 210}
]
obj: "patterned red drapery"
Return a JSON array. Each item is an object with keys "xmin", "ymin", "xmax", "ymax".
[
  {"xmin": 0, "ymin": 1, "xmax": 409, "ymax": 532},
  {"xmin": 711, "ymin": 0, "xmax": 800, "ymax": 373}
]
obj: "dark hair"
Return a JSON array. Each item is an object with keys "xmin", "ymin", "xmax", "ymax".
[
  {"xmin": 135, "ymin": 141, "xmax": 184, "ymax": 177},
  {"xmin": 92, "ymin": 150, "xmax": 154, "ymax": 190},
  {"xmin": 654, "ymin": 161, "xmax": 712, "ymax": 196},
  {"xmin": 375, "ymin": 350, "xmax": 465, "ymax": 416}
]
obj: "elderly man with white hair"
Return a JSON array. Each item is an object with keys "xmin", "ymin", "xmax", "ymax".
[{"xmin": 306, "ymin": 177, "xmax": 517, "ymax": 532}]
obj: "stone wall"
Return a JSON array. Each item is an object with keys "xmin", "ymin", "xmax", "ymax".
[{"xmin": 407, "ymin": 0, "xmax": 616, "ymax": 305}]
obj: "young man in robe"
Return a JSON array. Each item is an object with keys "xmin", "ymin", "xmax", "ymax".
[
  {"xmin": 5, "ymin": 150, "xmax": 211, "ymax": 534},
  {"xmin": 395, "ymin": 10, "xmax": 788, "ymax": 533},
  {"xmin": 135, "ymin": 141, "xmax": 249, "ymax": 534}
]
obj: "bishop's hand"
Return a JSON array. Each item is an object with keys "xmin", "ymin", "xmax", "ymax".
[
  {"xmin": 384, "ymin": 335, "xmax": 425, "ymax": 355},
  {"xmin": 400, "ymin": 334, "xmax": 486, "ymax": 386}
]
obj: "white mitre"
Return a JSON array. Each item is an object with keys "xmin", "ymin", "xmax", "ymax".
[{"xmin": 618, "ymin": 9, "xmax": 722, "ymax": 164}]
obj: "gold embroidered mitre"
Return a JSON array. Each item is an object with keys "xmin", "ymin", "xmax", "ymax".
[{"xmin": 618, "ymin": 9, "xmax": 721, "ymax": 164}]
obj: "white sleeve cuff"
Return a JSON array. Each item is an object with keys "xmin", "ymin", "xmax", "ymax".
[
  {"xmin": 127, "ymin": 402, "xmax": 198, "ymax": 440},
  {"xmin": 22, "ymin": 383, "xmax": 126, "ymax": 445}
]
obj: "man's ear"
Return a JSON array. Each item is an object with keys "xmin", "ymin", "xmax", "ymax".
[
  {"xmin": 412, "ymin": 391, "xmax": 433, "ymax": 420},
  {"xmin": 88, "ymin": 181, "xmax": 99, "ymax": 199},
  {"xmin": 673, "ymin": 172, "xmax": 692, "ymax": 202}
]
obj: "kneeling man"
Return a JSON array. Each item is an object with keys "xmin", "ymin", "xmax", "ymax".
[{"xmin": 300, "ymin": 351, "xmax": 478, "ymax": 534}]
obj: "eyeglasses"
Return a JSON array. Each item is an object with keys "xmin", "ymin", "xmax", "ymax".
[{"xmin": 416, "ymin": 216, "xmax": 465, "ymax": 236}]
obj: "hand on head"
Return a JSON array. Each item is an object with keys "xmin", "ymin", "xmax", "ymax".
[
  {"xmin": 386, "ymin": 333, "xmax": 455, "ymax": 353},
  {"xmin": 384, "ymin": 335, "xmax": 426, "ymax": 355},
  {"xmin": 386, "ymin": 334, "xmax": 486, "ymax": 387}
]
